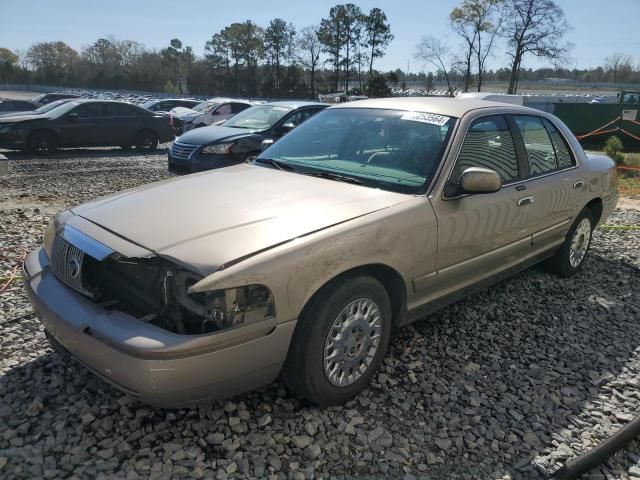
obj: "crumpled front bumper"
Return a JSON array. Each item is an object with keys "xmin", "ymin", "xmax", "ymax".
[{"xmin": 22, "ymin": 248, "xmax": 295, "ymax": 408}]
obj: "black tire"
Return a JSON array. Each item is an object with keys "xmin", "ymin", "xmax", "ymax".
[
  {"xmin": 28, "ymin": 130, "xmax": 58, "ymax": 156},
  {"xmin": 135, "ymin": 130, "xmax": 158, "ymax": 151},
  {"xmin": 543, "ymin": 207, "xmax": 594, "ymax": 277},
  {"xmin": 282, "ymin": 275, "xmax": 392, "ymax": 406}
]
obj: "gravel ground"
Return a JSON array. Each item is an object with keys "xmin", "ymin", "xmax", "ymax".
[{"xmin": 1, "ymin": 149, "xmax": 639, "ymax": 480}]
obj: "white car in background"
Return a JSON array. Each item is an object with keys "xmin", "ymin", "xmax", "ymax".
[{"xmin": 169, "ymin": 98, "xmax": 253, "ymax": 133}]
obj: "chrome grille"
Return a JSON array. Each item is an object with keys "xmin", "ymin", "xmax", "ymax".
[
  {"xmin": 50, "ymin": 235, "xmax": 92, "ymax": 296},
  {"xmin": 170, "ymin": 142, "xmax": 198, "ymax": 160}
]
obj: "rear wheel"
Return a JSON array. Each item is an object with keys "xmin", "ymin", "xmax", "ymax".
[
  {"xmin": 28, "ymin": 131, "xmax": 57, "ymax": 156},
  {"xmin": 282, "ymin": 275, "xmax": 391, "ymax": 406},
  {"xmin": 543, "ymin": 208, "xmax": 594, "ymax": 277},
  {"xmin": 135, "ymin": 130, "xmax": 158, "ymax": 151}
]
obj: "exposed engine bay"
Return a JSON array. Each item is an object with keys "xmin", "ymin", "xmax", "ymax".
[{"xmin": 81, "ymin": 255, "xmax": 274, "ymax": 335}]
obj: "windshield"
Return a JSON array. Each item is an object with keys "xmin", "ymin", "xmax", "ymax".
[
  {"xmin": 45, "ymin": 101, "xmax": 85, "ymax": 118},
  {"xmin": 193, "ymin": 101, "xmax": 219, "ymax": 113},
  {"xmin": 224, "ymin": 105, "xmax": 292, "ymax": 129},
  {"xmin": 257, "ymin": 108, "xmax": 455, "ymax": 194},
  {"xmin": 33, "ymin": 100, "xmax": 69, "ymax": 114}
]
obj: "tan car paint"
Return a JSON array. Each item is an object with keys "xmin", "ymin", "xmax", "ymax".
[{"xmin": 25, "ymin": 97, "xmax": 618, "ymax": 406}]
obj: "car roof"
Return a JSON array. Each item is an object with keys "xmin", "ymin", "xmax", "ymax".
[
  {"xmin": 329, "ymin": 96, "xmax": 531, "ymax": 118},
  {"xmin": 263, "ymin": 101, "xmax": 327, "ymax": 109}
]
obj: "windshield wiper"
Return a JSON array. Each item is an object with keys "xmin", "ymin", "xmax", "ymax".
[
  {"xmin": 305, "ymin": 171, "xmax": 363, "ymax": 185},
  {"xmin": 254, "ymin": 158, "xmax": 296, "ymax": 171}
]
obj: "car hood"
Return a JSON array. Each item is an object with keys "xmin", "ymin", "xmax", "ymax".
[
  {"xmin": 177, "ymin": 125, "xmax": 258, "ymax": 145},
  {"xmin": 0, "ymin": 114, "xmax": 42, "ymax": 123},
  {"xmin": 71, "ymin": 164, "xmax": 410, "ymax": 276}
]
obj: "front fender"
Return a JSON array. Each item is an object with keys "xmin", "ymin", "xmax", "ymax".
[{"xmin": 189, "ymin": 198, "xmax": 437, "ymax": 323}]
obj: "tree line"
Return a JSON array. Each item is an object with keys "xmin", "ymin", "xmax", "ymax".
[
  {"xmin": 0, "ymin": 4, "xmax": 392, "ymax": 98},
  {"xmin": 0, "ymin": 0, "xmax": 638, "ymax": 99}
]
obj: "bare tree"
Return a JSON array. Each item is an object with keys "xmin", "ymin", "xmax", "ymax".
[
  {"xmin": 605, "ymin": 53, "xmax": 633, "ymax": 84},
  {"xmin": 298, "ymin": 25, "xmax": 323, "ymax": 97},
  {"xmin": 415, "ymin": 36, "xmax": 455, "ymax": 96},
  {"xmin": 503, "ymin": 0, "xmax": 571, "ymax": 94},
  {"xmin": 449, "ymin": 3, "xmax": 478, "ymax": 92}
]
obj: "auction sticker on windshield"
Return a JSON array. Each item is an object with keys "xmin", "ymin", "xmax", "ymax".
[{"xmin": 401, "ymin": 112, "xmax": 450, "ymax": 126}]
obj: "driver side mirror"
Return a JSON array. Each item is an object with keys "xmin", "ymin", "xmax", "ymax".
[
  {"xmin": 447, "ymin": 167, "xmax": 502, "ymax": 197},
  {"xmin": 67, "ymin": 113, "xmax": 78, "ymax": 122},
  {"xmin": 460, "ymin": 167, "xmax": 501, "ymax": 194}
]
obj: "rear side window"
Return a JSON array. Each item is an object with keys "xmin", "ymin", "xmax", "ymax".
[
  {"xmin": 231, "ymin": 103, "xmax": 249, "ymax": 114},
  {"xmin": 513, "ymin": 115, "xmax": 557, "ymax": 176},
  {"xmin": 542, "ymin": 118, "xmax": 575, "ymax": 169},
  {"xmin": 454, "ymin": 115, "xmax": 519, "ymax": 183}
]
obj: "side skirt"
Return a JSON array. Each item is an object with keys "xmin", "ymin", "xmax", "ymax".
[{"xmin": 399, "ymin": 248, "xmax": 557, "ymax": 327}]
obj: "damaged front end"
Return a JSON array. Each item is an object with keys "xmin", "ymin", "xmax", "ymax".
[{"xmin": 45, "ymin": 222, "xmax": 275, "ymax": 336}]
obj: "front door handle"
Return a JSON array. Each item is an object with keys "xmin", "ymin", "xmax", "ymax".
[
  {"xmin": 517, "ymin": 196, "xmax": 535, "ymax": 206},
  {"xmin": 573, "ymin": 181, "xmax": 584, "ymax": 189}
]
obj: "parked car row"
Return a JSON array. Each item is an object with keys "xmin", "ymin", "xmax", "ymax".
[
  {"xmin": 23, "ymin": 97, "xmax": 618, "ymax": 407},
  {"xmin": 0, "ymin": 97, "xmax": 327, "ymax": 162}
]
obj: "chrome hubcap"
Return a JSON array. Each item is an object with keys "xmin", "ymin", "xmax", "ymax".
[
  {"xmin": 323, "ymin": 298, "xmax": 382, "ymax": 387},
  {"xmin": 569, "ymin": 218, "xmax": 592, "ymax": 268}
]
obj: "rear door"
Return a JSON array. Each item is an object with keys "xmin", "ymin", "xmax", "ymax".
[
  {"xmin": 427, "ymin": 114, "xmax": 533, "ymax": 298},
  {"xmin": 102, "ymin": 103, "xmax": 142, "ymax": 146},
  {"xmin": 510, "ymin": 114, "xmax": 578, "ymax": 253}
]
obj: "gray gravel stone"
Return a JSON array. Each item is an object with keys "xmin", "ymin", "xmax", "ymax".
[{"xmin": 1, "ymin": 149, "xmax": 639, "ymax": 479}]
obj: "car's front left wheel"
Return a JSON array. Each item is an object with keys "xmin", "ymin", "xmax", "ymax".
[
  {"xmin": 28, "ymin": 130, "xmax": 58, "ymax": 156},
  {"xmin": 282, "ymin": 275, "xmax": 392, "ymax": 406}
]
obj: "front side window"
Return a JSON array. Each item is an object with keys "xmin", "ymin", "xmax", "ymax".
[
  {"xmin": 215, "ymin": 104, "xmax": 232, "ymax": 116},
  {"xmin": 514, "ymin": 115, "xmax": 557, "ymax": 176},
  {"xmin": 259, "ymin": 108, "xmax": 455, "ymax": 193},
  {"xmin": 73, "ymin": 103, "xmax": 104, "ymax": 118},
  {"xmin": 454, "ymin": 115, "xmax": 519, "ymax": 183}
]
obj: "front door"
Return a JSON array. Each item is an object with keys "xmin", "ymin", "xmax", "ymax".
[
  {"xmin": 426, "ymin": 114, "xmax": 533, "ymax": 299},
  {"xmin": 58, "ymin": 103, "xmax": 105, "ymax": 147}
]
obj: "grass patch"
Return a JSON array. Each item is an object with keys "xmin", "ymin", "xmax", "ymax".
[{"xmin": 623, "ymin": 152, "xmax": 640, "ymax": 168}]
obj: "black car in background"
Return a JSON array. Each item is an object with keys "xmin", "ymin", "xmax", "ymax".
[
  {"xmin": 0, "ymin": 99, "xmax": 175, "ymax": 155},
  {"xmin": 140, "ymin": 98, "xmax": 200, "ymax": 113},
  {"xmin": 168, "ymin": 101, "xmax": 327, "ymax": 173},
  {"xmin": 0, "ymin": 100, "xmax": 38, "ymax": 116}
]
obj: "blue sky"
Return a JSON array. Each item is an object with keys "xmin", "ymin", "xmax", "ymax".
[{"xmin": 2, "ymin": 0, "xmax": 639, "ymax": 73}]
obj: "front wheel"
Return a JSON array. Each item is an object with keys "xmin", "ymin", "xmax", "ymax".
[
  {"xmin": 543, "ymin": 208, "xmax": 594, "ymax": 277},
  {"xmin": 282, "ymin": 275, "xmax": 391, "ymax": 406},
  {"xmin": 28, "ymin": 131, "xmax": 58, "ymax": 156}
]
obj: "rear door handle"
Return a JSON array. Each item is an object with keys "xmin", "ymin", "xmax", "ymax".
[
  {"xmin": 518, "ymin": 196, "xmax": 535, "ymax": 206},
  {"xmin": 573, "ymin": 181, "xmax": 584, "ymax": 189}
]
